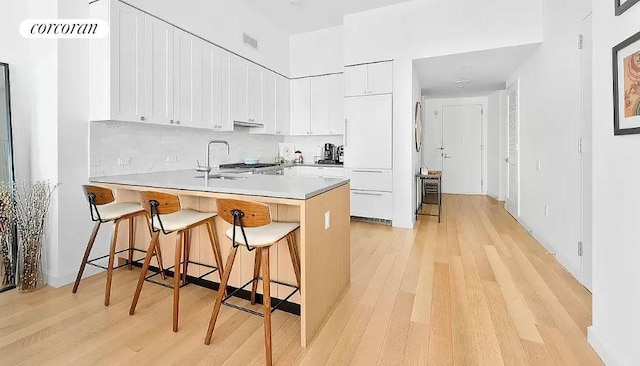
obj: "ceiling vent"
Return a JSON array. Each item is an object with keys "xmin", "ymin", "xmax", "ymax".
[
  {"xmin": 454, "ymin": 79, "xmax": 471, "ymax": 88},
  {"xmin": 243, "ymin": 33, "xmax": 258, "ymax": 50}
]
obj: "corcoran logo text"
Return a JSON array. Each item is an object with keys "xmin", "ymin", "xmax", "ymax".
[{"xmin": 20, "ymin": 19, "xmax": 109, "ymax": 39}]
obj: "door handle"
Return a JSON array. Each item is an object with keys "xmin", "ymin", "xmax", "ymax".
[{"xmin": 505, "ymin": 157, "xmax": 509, "ymax": 163}]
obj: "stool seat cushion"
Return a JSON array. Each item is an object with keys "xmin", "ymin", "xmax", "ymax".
[
  {"xmin": 225, "ymin": 222, "xmax": 299, "ymax": 247},
  {"xmin": 96, "ymin": 202, "xmax": 145, "ymax": 221},
  {"xmin": 154, "ymin": 209, "xmax": 217, "ymax": 232}
]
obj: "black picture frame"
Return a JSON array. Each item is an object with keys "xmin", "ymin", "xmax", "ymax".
[
  {"xmin": 613, "ymin": 31, "xmax": 640, "ymax": 135},
  {"xmin": 0, "ymin": 62, "xmax": 16, "ymax": 293},
  {"xmin": 616, "ymin": 0, "xmax": 640, "ymax": 16}
]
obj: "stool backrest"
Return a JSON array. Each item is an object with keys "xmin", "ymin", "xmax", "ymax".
[
  {"xmin": 140, "ymin": 191, "xmax": 181, "ymax": 215},
  {"xmin": 83, "ymin": 185, "xmax": 114, "ymax": 206},
  {"xmin": 216, "ymin": 199, "xmax": 271, "ymax": 228}
]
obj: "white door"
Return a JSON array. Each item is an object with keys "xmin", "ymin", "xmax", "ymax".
[
  {"xmin": 580, "ymin": 15, "xmax": 593, "ymax": 291},
  {"xmin": 506, "ymin": 81, "xmax": 520, "ymax": 217},
  {"xmin": 344, "ymin": 94, "xmax": 392, "ymax": 169},
  {"xmin": 310, "ymin": 76, "xmax": 331, "ymax": 135},
  {"xmin": 329, "ymin": 73, "xmax": 345, "ymax": 135},
  {"xmin": 144, "ymin": 14, "xmax": 173, "ymax": 125},
  {"xmin": 111, "ymin": 1, "xmax": 145, "ymax": 122},
  {"xmin": 441, "ymin": 105, "xmax": 482, "ymax": 194}
]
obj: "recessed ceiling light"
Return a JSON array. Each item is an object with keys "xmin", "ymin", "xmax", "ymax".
[
  {"xmin": 290, "ymin": 0, "xmax": 303, "ymax": 6},
  {"xmin": 454, "ymin": 79, "xmax": 471, "ymax": 88},
  {"xmin": 462, "ymin": 65, "xmax": 472, "ymax": 69}
]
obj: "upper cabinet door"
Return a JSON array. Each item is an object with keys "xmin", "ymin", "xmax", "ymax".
[
  {"xmin": 203, "ymin": 46, "xmax": 232, "ymax": 131},
  {"xmin": 291, "ymin": 78, "xmax": 311, "ymax": 135},
  {"xmin": 230, "ymin": 56, "xmax": 248, "ymax": 123},
  {"xmin": 144, "ymin": 15, "xmax": 173, "ymax": 125},
  {"xmin": 344, "ymin": 64, "xmax": 368, "ymax": 97},
  {"xmin": 310, "ymin": 76, "xmax": 331, "ymax": 135},
  {"xmin": 275, "ymin": 75, "xmax": 290, "ymax": 136},
  {"xmin": 173, "ymin": 30, "xmax": 203, "ymax": 127},
  {"xmin": 367, "ymin": 61, "xmax": 393, "ymax": 95},
  {"xmin": 111, "ymin": 0, "xmax": 145, "ymax": 122},
  {"xmin": 252, "ymin": 70, "xmax": 276, "ymax": 134},
  {"xmin": 247, "ymin": 64, "xmax": 263, "ymax": 124},
  {"xmin": 329, "ymin": 73, "xmax": 344, "ymax": 135}
]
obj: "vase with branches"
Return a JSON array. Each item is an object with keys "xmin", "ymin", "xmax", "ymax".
[
  {"xmin": 14, "ymin": 181, "xmax": 56, "ymax": 292},
  {"xmin": 0, "ymin": 182, "xmax": 15, "ymax": 288}
]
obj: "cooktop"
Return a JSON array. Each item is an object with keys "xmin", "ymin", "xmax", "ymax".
[{"xmin": 220, "ymin": 163, "xmax": 281, "ymax": 169}]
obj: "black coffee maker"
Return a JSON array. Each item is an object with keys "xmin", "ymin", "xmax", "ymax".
[{"xmin": 322, "ymin": 143, "xmax": 336, "ymax": 161}]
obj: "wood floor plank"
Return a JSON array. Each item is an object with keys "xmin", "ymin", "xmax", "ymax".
[{"xmin": 426, "ymin": 262, "xmax": 453, "ymax": 366}]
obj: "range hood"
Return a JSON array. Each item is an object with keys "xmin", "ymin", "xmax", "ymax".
[{"xmin": 233, "ymin": 120, "xmax": 264, "ymax": 128}]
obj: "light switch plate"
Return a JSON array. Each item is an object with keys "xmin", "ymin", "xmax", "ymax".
[
  {"xmin": 118, "ymin": 157, "xmax": 131, "ymax": 166},
  {"xmin": 324, "ymin": 211, "xmax": 330, "ymax": 229},
  {"xmin": 166, "ymin": 156, "xmax": 178, "ymax": 163}
]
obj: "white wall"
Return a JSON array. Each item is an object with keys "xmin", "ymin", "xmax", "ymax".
[
  {"xmin": 343, "ymin": 0, "xmax": 543, "ymax": 228},
  {"xmin": 422, "ymin": 96, "xmax": 489, "ymax": 195},
  {"xmin": 290, "ymin": 26, "xmax": 343, "ymax": 78},
  {"xmin": 589, "ymin": 1, "xmax": 640, "ymax": 365},
  {"xmin": 505, "ymin": 0, "xmax": 592, "ymax": 281},
  {"xmin": 412, "ymin": 67, "xmax": 422, "ymax": 217},
  {"xmin": 487, "ymin": 90, "xmax": 507, "ymax": 200},
  {"xmin": 125, "ymin": 0, "xmax": 291, "ymax": 75}
]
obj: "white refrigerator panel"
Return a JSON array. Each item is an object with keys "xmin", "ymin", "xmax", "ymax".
[{"xmin": 344, "ymin": 94, "xmax": 392, "ymax": 169}]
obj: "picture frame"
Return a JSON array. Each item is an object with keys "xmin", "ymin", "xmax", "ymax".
[
  {"xmin": 613, "ymin": 30, "xmax": 640, "ymax": 135},
  {"xmin": 615, "ymin": 0, "xmax": 640, "ymax": 16},
  {"xmin": 414, "ymin": 101, "xmax": 422, "ymax": 152}
]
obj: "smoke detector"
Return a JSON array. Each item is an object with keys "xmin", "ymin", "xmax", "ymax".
[{"xmin": 454, "ymin": 79, "xmax": 471, "ymax": 88}]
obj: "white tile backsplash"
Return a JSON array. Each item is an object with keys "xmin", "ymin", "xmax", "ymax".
[
  {"xmin": 90, "ymin": 121, "xmax": 285, "ymax": 176},
  {"xmin": 284, "ymin": 135, "xmax": 344, "ymax": 163}
]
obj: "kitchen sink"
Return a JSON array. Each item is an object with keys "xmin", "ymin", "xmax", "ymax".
[{"xmin": 194, "ymin": 174, "xmax": 248, "ymax": 180}]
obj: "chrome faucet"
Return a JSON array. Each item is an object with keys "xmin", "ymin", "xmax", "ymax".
[{"xmin": 196, "ymin": 140, "xmax": 230, "ymax": 174}]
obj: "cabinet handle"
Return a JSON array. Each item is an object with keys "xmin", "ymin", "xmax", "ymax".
[
  {"xmin": 176, "ymin": 120, "xmax": 181, "ymax": 125},
  {"xmin": 352, "ymin": 191, "xmax": 383, "ymax": 197},
  {"xmin": 140, "ymin": 116, "xmax": 146, "ymax": 121},
  {"xmin": 352, "ymin": 170, "xmax": 383, "ymax": 174},
  {"xmin": 344, "ymin": 118, "xmax": 348, "ymax": 147},
  {"xmin": 169, "ymin": 120, "xmax": 174, "ymax": 124}
]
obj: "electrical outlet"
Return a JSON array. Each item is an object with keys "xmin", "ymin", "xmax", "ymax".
[
  {"xmin": 118, "ymin": 157, "xmax": 131, "ymax": 166},
  {"xmin": 324, "ymin": 211, "xmax": 330, "ymax": 229},
  {"xmin": 166, "ymin": 156, "xmax": 178, "ymax": 163},
  {"xmin": 544, "ymin": 204, "xmax": 549, "ymax": 217}
]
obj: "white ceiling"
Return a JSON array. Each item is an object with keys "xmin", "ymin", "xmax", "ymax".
[
  {"xmin": 241, "ymin": 0, "xmax": 414, "ymax": 34},
  {"xmin": 414, "ymin": 44, "xmax": 540, "ymax": 98}
]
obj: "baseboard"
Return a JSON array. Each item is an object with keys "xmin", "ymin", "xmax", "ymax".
[{"xmin": 588, "ymin": 326, "xmax": 623, "ymax": 366}]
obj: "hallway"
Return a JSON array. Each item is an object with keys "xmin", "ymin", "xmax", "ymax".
[{"xmin": 0, "ymin": 195, "xmax": 602, "ymax": 365}]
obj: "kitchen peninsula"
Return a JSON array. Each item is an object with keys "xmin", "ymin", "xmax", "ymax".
[{"xmin": 90, "ymin": 169, "xmax": 350, "ymax": 347}]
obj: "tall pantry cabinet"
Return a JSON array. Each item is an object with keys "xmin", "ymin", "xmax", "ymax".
[{"xmin": 344, "ymin": 61, "xmax": 394, "ymax": 221}]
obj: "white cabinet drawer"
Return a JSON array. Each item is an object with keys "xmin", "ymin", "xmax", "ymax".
[
  {"xmin": 298, "ymin": 166, "xmax": 345, "ymax": 178},
  {"xmin": 350, "ymin": 190, "xmax": 392, "ymax": 220},
  {"xmin": 346, "ymin": 169, "xmax": 392, "ymax": 192}
]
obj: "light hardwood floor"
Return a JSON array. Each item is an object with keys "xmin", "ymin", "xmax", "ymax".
[{"xmin": 0, "ymin": 195, "xmax": 602, "ymax": 365}]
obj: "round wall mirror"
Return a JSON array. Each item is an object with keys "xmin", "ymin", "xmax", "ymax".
[{"xmin": 414, "ymin": 101, "xmax": 422, "ymax": 152}]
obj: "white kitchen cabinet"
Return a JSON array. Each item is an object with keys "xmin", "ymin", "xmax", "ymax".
[
  {"xmin": 298, "ymin": 166, "xmax": 345, "ymax": 178},
  {"xmin": 346, "ymin": 168, "xmax": 392, "ymax": 192},
  {"xmin": 344, "ymin": 94, "xmax": 393, "ymax": 169},
  {"xmin": 90, "ymin": 0, "xmax": 146, "ymax": 122},
  {"xmin": 202, "ymin": 44, "xmax": 232, "ymax": 131},
  {"xmin": 144, "ymin": 14, "xmax": 173, "ymax": 125},
  {"xmin": 275, "ymin": 76, "xmax": 290, "ymax": 136},
  {"xmin": 174, "ymin": 29, "xmax": 205, "ymax": 128},
  {"xmin": 291, "ymin": 78, "xmax": 311, "ymax": 136},
  {"xmin": 251, "ymin": 70, "xmax": 276, "ymax": 134},
  {"xmin": 248, "ymin": 64, "xmax": 263, "ymax": 124},
  {"xmin": 344, "ymin": 61, "xmax": 392, "ymax": 97},
  {"xmin": 350, "ymin": 190, "xmax": 392, "ymax": 220},
  {"xmin": 230, "ymin": 55, "xmax": 248, "ymax": 124},
  {"xmin": 329, "ymin": 73, "xmax": 345, "ymax": 135},
  {"xmin": 310, "ymin": 76, "xmax": 331, "ymax": 135}
]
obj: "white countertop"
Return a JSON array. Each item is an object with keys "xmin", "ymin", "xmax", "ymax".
[{"xmin": 90, "ymin": 169, "xmax": 349, "ymax": 200}]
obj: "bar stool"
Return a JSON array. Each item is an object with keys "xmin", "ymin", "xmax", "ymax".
[
  {"xmin": 204, "ymin": 199, "xmax": 301, "ymax": 366},
  {"xmin": 73, "ymin": 185, "xmax": 166, "ymax": 306},
  {"xmin": 129, "ymin": 191, "xmax": 225, "ymax": 332}
]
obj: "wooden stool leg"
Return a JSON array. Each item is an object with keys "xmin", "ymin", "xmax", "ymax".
[
  {"xmin": 206, "ymin": 220, "xmax": 225, "ymax": 296},
  {"xmin": 128, "ymin": 217, "xmax": 134, "ymax": 270},
  {"xmin": 129, "ymin": 232, "xmax": 159, "ymax": 315},
  {"xmin": 250, "ymin": 248, "xmax": 262, "ymax": 305},
  {"xmin": 204, "ymin": 246, "xmax": 238, "ymax": 345},
  {"xmin": 173, "ymin": 232, "xmax": 184, "ymax": 332},
  {"xmin": 261, "ymin": 247, "xmax": 273, "ymax": 366},
  {"xmin": 72, "ymin": 222, "xmax": 101, "ymax": 293},
  {"xmin": 287, "ymin": 233, "xmax": 302, "ymax": 290},
  {"xmin": 182, "ymin": 230, "xmax": 190, "ymax": 285},
  {"xmin": 144, "ymin": 213, "xmax": 166, "ymax": 280},
  {"xmin": 104, "ymin": 220, "xmax": 121, "ymax": 306}
]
